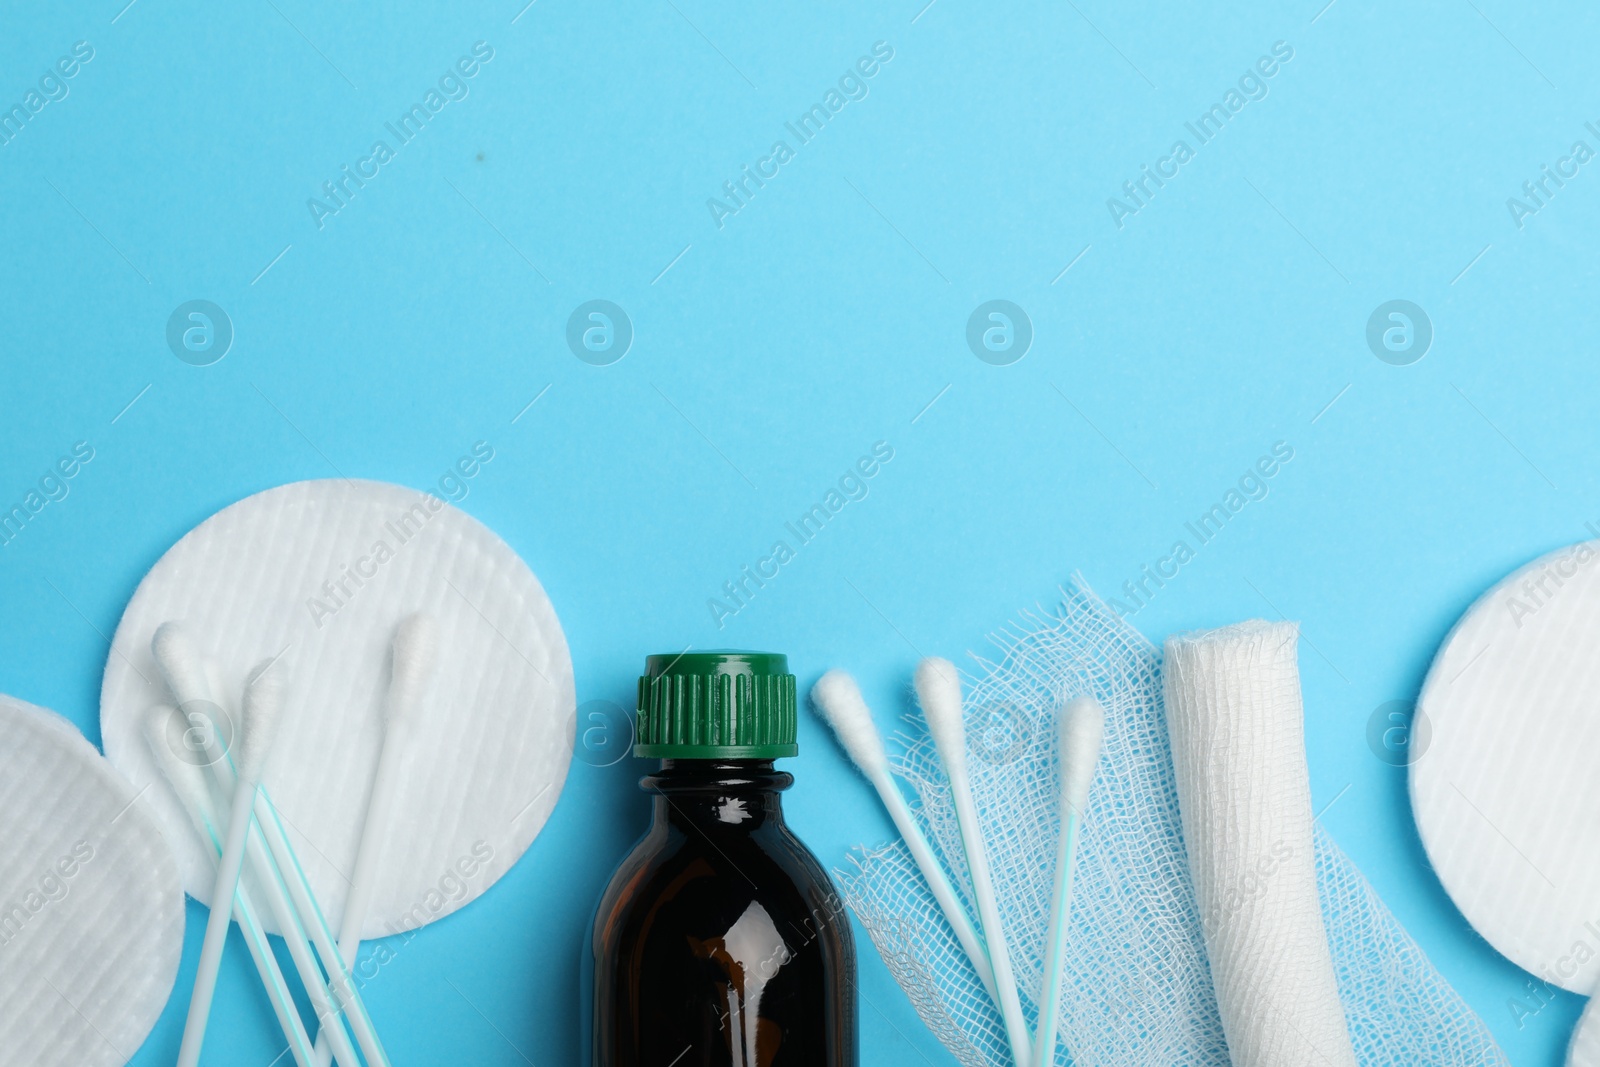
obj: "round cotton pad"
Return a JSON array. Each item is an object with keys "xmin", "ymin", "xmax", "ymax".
[
  {"xmin": 0, "ymin": 694, "xmax": 183, "ymax": 1067},
  {"xmin": 1412, "ymin": 540, "xmax": 1600, "ymax": 994},
  {"xmin": 1572, "ymin": 999, "xmax": 1600, "ymax": 1067},
  {"xmin": 100, "ymin": 479, "xmax": 575, "ymax": 938}
]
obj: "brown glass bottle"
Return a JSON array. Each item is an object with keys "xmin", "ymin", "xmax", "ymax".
[{"xmin": 586, "ymin": 652, "xmax": 857, "ymax": 1067}]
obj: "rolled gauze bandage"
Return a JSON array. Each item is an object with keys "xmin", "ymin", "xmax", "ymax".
[{"xmin": 1163, "ymin": 620, "xmax": 1357, "ymax": 1067}]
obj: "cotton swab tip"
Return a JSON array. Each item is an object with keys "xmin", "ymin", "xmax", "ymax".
[
  {"xmin": 386, "ymin": 612, "xmax": 439, "ymax": 726},
  {"xmin": 239, "ymin": 657, "xmax": 288, "ymax": 780},
  {"xmin": 913, "ymin": 657, "xmax": 967, "ymax": 770},
  {"xmin": 1060, "ymin": 696, "xmax": 1105, "ymax": 817},
  {"xmin": 152, "ymin": 622, "xmax": 212, "ymax": 706},
  {"xmin": 810, "ymin": 670, "xmax": 888, "ymax": 776}
]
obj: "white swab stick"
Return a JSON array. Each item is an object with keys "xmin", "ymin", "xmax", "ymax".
[
  {"xmin": 810, "ymin": 670, "xmax": 999, "ymax": 1004},
  {"xmin": 189, "ymin": 737, "xmax": 386, "ymax": 1067},
  {"xmin": 176, "ymin": 659, "xmax": 285, "ymax": 1067},
  {"xmin": 917, "ymin": 658, "xmax": 1032, "ymax": 1067},
  {"xmin": 244, "ymin": 809, "xmax": 366, "ymax": 1067},
  {"xmin": 152, "ymin": 625, "xmax": 367, "ymax": 1067},
  {"xmin": 255, "ymin": 787, "xmax": 392, "ymax": 1067},
  {"xmin": 145, "ymin": 707, "xmax": 316, "ymax": 1067},
  {"xmin": 313, "ymin": 613, "xmax": 438, "ymax": 1067},
  {"xmin": 1034, "ymin": 697, "xmax": 1104, "ymax": 1067}
]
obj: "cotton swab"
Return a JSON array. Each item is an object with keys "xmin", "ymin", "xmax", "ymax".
[
  {"xmin": 151, "ymin": 623, "xmax": 237, "ymax": 774},
  {"xmin": 255, "ymin": 793, "xmax": 392, "ymax": 1067},
  {"xmin": 314, "ymin": 612, "xmax": 438, "ymax": 1067},
  {"xmin": 810, "ymin": 670, "xmax": 1000, "ymax": 1004},
  {"xmin": 177, "ymin": 657, "xmax": 285, "ymax": 1067},
  {"xmin": 916, "ymin": 657, "xmax": 1032, "ymax": 1067},
  {"xmin": 152, "ymin": 624, "xmax": 369, "ymax": 1067},
  {"xmin": 144, "ymin": 705, "xmax": 316, "ymax": 1067},
  {"xmin": 1033, "ymin": 697, "xmax": 1105, "ymax": 1067},
  {"xmin": 152, "ymin": 623, "xmax": 387, "ymax": 1067}
]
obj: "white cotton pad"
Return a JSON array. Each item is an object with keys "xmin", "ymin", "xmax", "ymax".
[
  {"xmin": 1412, "ymin": 540, "xmax": 1600, "ymax": 994},
  {"xmin": 0, "ymin": 694, "xmax": 184, "ymax": 1067},
  {"xmin": 1164, "ymin": 621, "xmax": 1357, "ymax": 1067},
  {"xmin": 1572, "ymin": 999, "xmax": 1600, "ymax": 1067},
  {"xmin": 100, "ymin": 479, "xmax": 575, "ymax": 939}
]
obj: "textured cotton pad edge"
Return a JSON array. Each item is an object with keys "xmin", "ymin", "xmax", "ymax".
[
  {"xmin": 0, "ymin": 694, "xmax": 184, "ymax": 1067},
  {"xmin": 1410, "ymin": 539, "xmax": 1600, "ymax": 994}
]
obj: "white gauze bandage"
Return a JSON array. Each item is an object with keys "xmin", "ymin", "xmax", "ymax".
[
  {"xmin": 1163, "ymin": 621, "xmax": 1356, "ymax": 1067},
  {"xmin": 840, "ymin": 582, "xmax": 1507, "ymax": 1067},
  {"xmin": 0, "ymin": 694, "xmax": 184, "ymax": 1067}
]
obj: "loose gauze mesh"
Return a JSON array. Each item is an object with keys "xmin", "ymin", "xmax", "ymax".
[{"xmin": 838, "ymin": 582, "xmax": 1509, "ymax": 1067}]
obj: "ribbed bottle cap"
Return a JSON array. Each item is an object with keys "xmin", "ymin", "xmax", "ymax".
[{"xmin": 635, "ymin": 651, "xmax": 798, "ymax": 759}]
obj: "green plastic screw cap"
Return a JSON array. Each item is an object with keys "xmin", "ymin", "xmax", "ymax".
[{"xmin": 635, "ymin": 651, "xmax": 798, "ymax": 759}]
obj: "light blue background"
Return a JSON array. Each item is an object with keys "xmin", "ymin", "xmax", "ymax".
[{"xmin": 2, "ymin": 0, "xmax": 1596, "ymax": 1063}]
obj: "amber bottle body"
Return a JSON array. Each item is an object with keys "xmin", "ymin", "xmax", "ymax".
[{"xmin": 588, "ymin": 760, "xmax": 857, "ymax": 1067}]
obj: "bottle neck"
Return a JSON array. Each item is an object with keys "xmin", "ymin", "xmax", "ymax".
[{"xmin": 642, "ymin": 759, "xmax": 791, "ymax": 831}]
